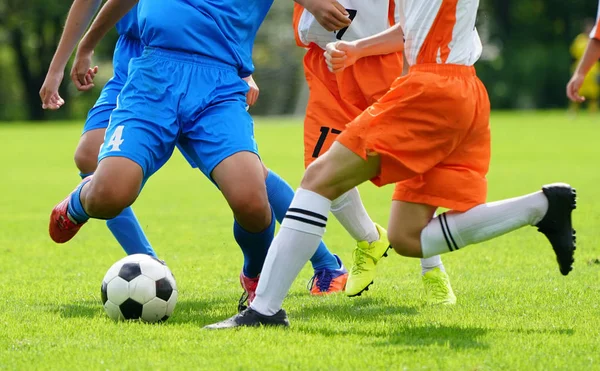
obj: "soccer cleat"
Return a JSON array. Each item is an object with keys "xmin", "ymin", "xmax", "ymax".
[
  {"xmin": 204, "ymin": 307, "xmax": 289, "ymax": 329},
  {"xmin": 238, "ymin": 272, "xmax": 259, "ymax": 312},
  {"xmin": 536, "ymin": 183, "xmax": 577, "ymax": 276},
  {"xmin": 307, "ymin": 255, "xmax": 348, "ymax": 295},
  {"xmin": 48, "ymin": 177, "xmax": 92, "ymax": 243},
  {"xmin": 422, "ymin": 268, "xmax": 456, "ymax": 305},
  {"xmin": 345, "ymin": 224, "xmax": 390, "ymax": 297}
]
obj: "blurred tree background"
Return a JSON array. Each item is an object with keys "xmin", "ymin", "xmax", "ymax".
[{"xmin": 0, "ymin": 0, "xmax": 598, "ymax": 121}]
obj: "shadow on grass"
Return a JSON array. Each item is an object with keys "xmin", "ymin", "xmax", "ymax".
[
  {"xmin": 291, "ymin": 297, "xmax": 419, "ymax": 322},
  {"xmin": 376, "ymin": 325, "xmax": 489, "ymax": 350},
  {"xmin": 54, "ymin": 300, "xmax": 103, "ymax": 318},
  {"xmin": 510, "ymin": 328, "xmax": 574, "ymax": 336},
  {"xmin": 53, "ymin": 297, "xmax": 236, "ymax": 326},
  {"xmin": 286, "ymin": 298, "xmax": 488, "ymax": 350}
]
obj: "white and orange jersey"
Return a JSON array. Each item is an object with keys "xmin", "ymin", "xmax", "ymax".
[
  {"xmin": 293, "ymin": 0, "xmax": 397, "ymax": 50},
  {"xmin": 399, "ymin": 0, "xmax": 482, "ymax": 66},
  {"xmin": 590, "ymin": 1, "xmax": 600, "ymax": 40}
]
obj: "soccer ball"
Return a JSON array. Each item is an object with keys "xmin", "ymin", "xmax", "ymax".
[{"xmin": 101, "ymin": 254, "xmax": 178, "ymax": 322}]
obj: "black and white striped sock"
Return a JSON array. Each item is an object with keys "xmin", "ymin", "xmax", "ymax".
[
  {"xmin": 251, "ymin": 188, "xmax": 331, "ymax": 316},
  {"xmin": 420, "ymin": 191, "xmax": 549, "ymax": 258}
]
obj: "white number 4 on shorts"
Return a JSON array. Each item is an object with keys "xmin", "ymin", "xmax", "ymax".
[{"xmin": 106, "ymin": 125, "xmax": 124, "ymax": 152}]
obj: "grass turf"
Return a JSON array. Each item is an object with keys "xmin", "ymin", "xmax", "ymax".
[{"xmin": 0, "ymin": 111, "xmax": 599, "ymax": 370}]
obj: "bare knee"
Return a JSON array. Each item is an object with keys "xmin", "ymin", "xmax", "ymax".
[
  {"xmin": 83, "ymin": 180, "xmax": 138, "ymax": 219},
  {"xmin": 74, "ymin": 143, "xmax": 99, "ymax": 175},
  {"xmin": 228, "ymin": 188, "xmax": 271, "ymax": 232},
  {"xmin": 388, "ymin": 227, "xmax": 424, "ymax": 258},
  {"xmin": 74, "ymin": 129, "xmax": 105, "ymax": 174}
]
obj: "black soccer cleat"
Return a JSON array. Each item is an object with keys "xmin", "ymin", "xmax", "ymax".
[
  {"xmin": 535, "ymin": 183, "xmax": 577, "ymax": 276},
  {"xmin": 204, "ymin": 308, "xmax": 290, "ymax": 329}
]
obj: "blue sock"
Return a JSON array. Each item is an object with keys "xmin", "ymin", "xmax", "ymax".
[
  {"xmin": 234, "ymin": 208, "xmax": 275, "ymax": 278},
  {"xmin": 77, "ymin": 172, "xmax": 156, "ymax": 257},
  {"xmin": 67, "ymin": 180, "xmax": 91, "ymax": 224},
  {"xmin": 106, "ymin": 208, "xmax": 157, "ymax": 257},
  {"xmin": 265, "ymin": 170, "xmax": 340, "ymax": 271}
]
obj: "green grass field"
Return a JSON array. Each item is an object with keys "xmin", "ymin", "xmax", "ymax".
[{"xmin": 0, "ymin": 112, "xmax": 599, "ymax": 370}]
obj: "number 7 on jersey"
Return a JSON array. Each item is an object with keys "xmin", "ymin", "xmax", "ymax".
[{"xmin": 335, "ymin": 9, "xmax": 357, "ymax": 40}]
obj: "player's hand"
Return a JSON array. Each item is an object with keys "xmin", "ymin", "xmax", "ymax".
[
  {"xmin": 301, "ymin": 0, "xmax": 351, "ymax": 32},
  {"xmin": 566, "ymin": 72, "xmax": 586, "ymax": 103},
  {"xmin": 324, "ymin": 41, "xmax": 359, "ymax": 73},
  {"xmin": 71, "ymin": 48, "xmax": 98, "ymax": 91},
  {"xmin": 39, "ymin": 71, "xmax": 66, "ymax": 110},
  {"xmin": 243, "ymin": 75, "xmax": 260, "ymax": 106}
]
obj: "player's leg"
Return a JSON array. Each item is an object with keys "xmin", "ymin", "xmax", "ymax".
[
  {"xmin": 177, "ymin": 66, "xmax": 275, "ymax": 310},
  {"xmin": 72, "ymin": 36, "xmax": 157, "ymax": 257},
  {"xmin": 210, "ymin": 151, "xmax": 275, "ymax": 311},
  {"xmin": 246, "ymin": 142, "xmax": 380, "ymax": 318},
  {"xmin": 388, "ymin": 186, "xmax": 576, "ymax": 277},
  {"xmin": 386, "ymin": 203, "xmax": 455, "ymax": 304},
  {"xmin": 302, "ymin": 48, "xmax": 389, "ymax": 295},
  {"xmin": 204, "ymin": 141, "xmax": 380, "ymax": 328},
  {"xmin": 49, "ymin": 53, "xmax": 180, "ymax": 244},
  {"xmin": 78, "ymin": 108, "xmax": 157, "ymax": 256},
  {"xmin": 263, "ymin": 169, "xmax": 348, "ymax": 295}
]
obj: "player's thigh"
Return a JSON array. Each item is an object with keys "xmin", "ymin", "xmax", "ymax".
[
  {"xmin": 302, "ymin": 141, "xmax": 380, "ymax": 200},
  {"xmin": 388, "ymin": 200, "xmax": 436, "ymax": 258},
  {"xmin": 213, "ymin": 151, "xmax": 271, "ymax": 233},
  {"xmin": 99, "ymin": 56, "xmax": 181, "ymax": 192},
  {"xmin": 179, "ymin": 95, "xmax": 271, "ymax": 230},
  {"xmin": 337, "ymin": 70, "xmax": 478, "ymax": 188}
]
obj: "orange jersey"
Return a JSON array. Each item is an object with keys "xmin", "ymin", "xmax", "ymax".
[
  {"xmin": 296, "ymin": 1, "xmax": 403, "ymax": 167},
  {"xmin": 591, "ymin": 1, "xmax": 600, "ymax": 41},
  {"xmin": 399, "ymin": 0, "xmax": 482, "ymax": 66},
  {"xmin": 337, "ymin": 0, "xmax": 490, "ymax": 212},
  {"xmin": 293, "ymin": 0, "xmax": 398, "ymax": 49}
]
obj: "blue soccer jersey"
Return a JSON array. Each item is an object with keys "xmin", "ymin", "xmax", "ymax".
[
  {"xmin": 115, "ymin": 4, "xmax": 140, "ymax": 39},
  {"xmin": 137, "ymin": 0, "xmax": 274, "ymax": 77}
]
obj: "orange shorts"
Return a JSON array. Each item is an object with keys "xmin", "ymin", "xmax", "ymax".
[
  {"xmin": 337, "ymin": 64, "xmax": 491, "ymax": 212},
  {"xmin": 302, "ymin": 45, "xmax": 403, "ymax": 167}
]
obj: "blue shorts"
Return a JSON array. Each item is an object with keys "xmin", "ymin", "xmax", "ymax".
[
  {"xmin": 98, "ymin": 47, "xmax": 258, "ymax": 184},
  {"xmin": 82, "ymin": 35, "xmax": 144, "ymax": 134}
]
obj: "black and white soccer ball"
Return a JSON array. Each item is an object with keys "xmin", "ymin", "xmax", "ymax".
[{"xmin": 101, "ymin": 254, "xmax": 178, "ymax": 323}]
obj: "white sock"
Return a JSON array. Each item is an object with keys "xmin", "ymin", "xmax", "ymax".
[
  {"xmin": 330, "ymin": 187, "xmax": 379, "ymax": 243},
  {"xmin": 421, "ymin": 191, "xmax": 549, "ymax": 258},
  {"xmin": 420, "ymin": 255, "xmax": 445, "ymax": 275},
  {"xmin": 250, "ymin": 188, "xmax": 331, "ymax": 316},
  {"xmin": 420, "ymin": 211, "xmax": 445, "ymax": 274}
]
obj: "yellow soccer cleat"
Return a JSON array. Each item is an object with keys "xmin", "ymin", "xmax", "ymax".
[
  {"xmin": 345, "ymin": 224, "xmax": 390, "ymax": 297},
  {"xmin": 422, "ymin": 268, "xmax": 456, "ymax": 305}
]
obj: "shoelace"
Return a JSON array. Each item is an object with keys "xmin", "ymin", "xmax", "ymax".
[
  {"xmin": 238, "ymin": 291, "xmax": 249, "ymax": 312},
  {"xmin": 423, "ymin": 275, "xmax": 449, "ymax": 300},
  {"xmin": 307, "ymin": 269, "xmax": 334, "ymax": 292},
  {"xmin": 350, "ymin": 248, "xmax": 370, "ymax": 275}
]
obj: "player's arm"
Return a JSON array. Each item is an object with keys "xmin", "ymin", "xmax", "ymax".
[
  {"xmin": 72, "ymin": 0, "xmax": 138, "ymax": 90},
  {"xmin": 324, "ymin": 23, "xmax": 404, "ymax": 73},
  {"xmin": 567, "ymin": 38, "xmax": 600, "ymax": 102},
  {"xmin": 39, "ymin": 0, "xmax": 103, "ymax": 109},
  {"xmin": 294, "ymin": 0, "xmax": 351, "ymax": 32}
]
